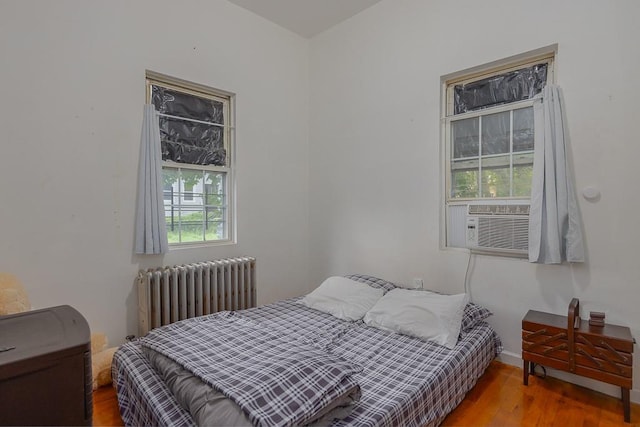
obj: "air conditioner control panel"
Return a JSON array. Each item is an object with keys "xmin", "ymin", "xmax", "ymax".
[{"xmin": 466, "ymin": 217, "xmax": 478, "ymax": 248}]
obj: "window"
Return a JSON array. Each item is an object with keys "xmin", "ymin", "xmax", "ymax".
[
  {"xmin": 442, "ymin": 48, "xmax": 555, "ymax": 251},
  {"xmin": 450, "ymin": 105, "xmax": 535, "ymax": 199},
  {"xmin": 146, "ymin": 71, "xmax": 234, "ymax": 245}
]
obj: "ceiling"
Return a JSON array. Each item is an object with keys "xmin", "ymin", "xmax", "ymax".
[{"xmin": 227, "ymin": 0, "xmax": 383, "ymax": 38}]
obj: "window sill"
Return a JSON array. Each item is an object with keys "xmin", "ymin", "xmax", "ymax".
[{"xmin": 168, "ymin": 240, "xmax": 237, "ymax": 251}]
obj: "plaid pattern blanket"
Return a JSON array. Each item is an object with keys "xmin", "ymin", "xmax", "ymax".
[
  {"xmin": 113, "ymin": 275, "xmax": 502, "ymax": 427},
  {"xmin": 113, "ymin": 342, "xmax": 195, "ymax": 426},
  {"xmin": 237, "ymin": 299, "xmax": 501, "ymax": 426},
  {"xmin": 139, "ymin": 311, "xmax": 362, "ymax": 427}
]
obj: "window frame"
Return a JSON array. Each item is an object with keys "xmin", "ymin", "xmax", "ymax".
[
  {"xmin": 145, "ymin": 70, "xmax": 236, "ymax": 247},
  {"xmin": 440, "ymin": 46, "xmax": 557, "ymax": 251}
]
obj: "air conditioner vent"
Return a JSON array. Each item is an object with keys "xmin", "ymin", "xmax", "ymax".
[
  {"xmin": 468, "ymin": 204, "xmax": 530, "ymax": 216},
  {"xmin": 466, "ymin": 204, "xmax": 529, "ymax": 255},
  {"xmin": 477, "ymin": 216, "xmax": 529, "ymax": 252}
]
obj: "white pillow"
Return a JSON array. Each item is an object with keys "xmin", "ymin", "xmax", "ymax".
[
  {"xmin": 363, "ymin": 288, "xmax": 469, "ymax": 349},
  {"xmin": 301, "ymin": 276, "xmax": 385, "ymax": 321}
]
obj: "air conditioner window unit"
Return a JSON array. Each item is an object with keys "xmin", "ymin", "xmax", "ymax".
[{"xmin": 466, "ymin": 204, "xmax": 530, "ymax": 255}]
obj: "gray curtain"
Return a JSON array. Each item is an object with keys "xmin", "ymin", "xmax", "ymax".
[
  {"xmin": 528, "ymin": 85, "xmax": 584, "ymax": 264},
  {"xmin": 135, "ymin": 105, "xmax": 168, "ymax": 254}
]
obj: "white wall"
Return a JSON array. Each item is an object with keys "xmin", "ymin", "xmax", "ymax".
[
  {"xmin": 0, "ymin": 0, "xmax": 310, "ymax": 344},
  {"xmin": 2, "ymin": 0, "xmax": 639, "ymax": 404},
  {"xmin": 309, "ymin": 0, "xmax": 640, "ymax": 400}
]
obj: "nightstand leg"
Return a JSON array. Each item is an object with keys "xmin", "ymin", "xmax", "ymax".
[
  {"xmin": 622, "ymin": 387, "xmax": 630, "ymax": 423},
  {"xmin": 523, "ymin": 360, "xmax": 530, "ymax": 386}
]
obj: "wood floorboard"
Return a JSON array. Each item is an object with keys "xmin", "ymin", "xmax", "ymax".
[
  {"xmin": 92, "ymin": 385, "xmax": 123, "ymax": 427},
  {"xmin": 93, "ymin": 361, "xmax": 640, "ymax": 426},
  {"xmin": 441, "ymin": 362, "xmax": 640, "ymax": 427}
]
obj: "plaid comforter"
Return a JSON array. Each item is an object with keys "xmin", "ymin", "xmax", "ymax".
[
  {"xmin": 113, "ymin": 276, "xmax": 502, "ymax": 427},
  {"xmin": 139, "ymin": 312, "xmax": 361, "ymax": 427}
]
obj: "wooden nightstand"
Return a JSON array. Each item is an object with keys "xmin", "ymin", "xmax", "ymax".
[{"xmin": 522, "ymin": 299, "xmax": 634, "ymax": 423}]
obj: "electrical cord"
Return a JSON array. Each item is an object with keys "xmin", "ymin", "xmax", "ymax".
[
  {"xmin": 530, "ymin": 363, "xmax": 547, "ymax": 379},
  {"xmin": 464, "ymin": 250, "xmax": 473, "ymax": 300}
]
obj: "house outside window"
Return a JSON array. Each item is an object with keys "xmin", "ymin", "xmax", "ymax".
[
  {"xmin": 183, "ymin": 183, "xmax": 194, "ymax": 201},
  {"xmin": 441, "ymin": 47, "xmax": 556, "ymax": 254},
  {"xmin": 146, "ymin": 71, "xmax": 235, "ymax": 245},
  {"xmin": 163, "ymin": 183, "xmax": 172, "ymax": 202}
]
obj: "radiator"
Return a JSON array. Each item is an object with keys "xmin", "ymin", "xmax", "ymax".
[{"xmin": 137, "ymin": 257, "xmax": 256, "ymax": 336}]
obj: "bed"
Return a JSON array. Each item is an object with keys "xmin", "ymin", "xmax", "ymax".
[{"xmin": 113, "ymin": 275, "xmax": 502, "ymax": 426}]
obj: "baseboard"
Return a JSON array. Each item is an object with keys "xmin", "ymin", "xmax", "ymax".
[
  {"xmin": 496, "ymin": 351, "xmax": 639, "ymax": 404},
  {"xmin": 497, "ymin": 350, "xmax": 521, "ymax": 366}
]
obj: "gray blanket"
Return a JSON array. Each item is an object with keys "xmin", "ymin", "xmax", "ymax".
[
  {"xmin": 144, "ymin": 347, "xmax": 359, "ymax": 426},
  {"xmin": 140, "ymin": 311, "xmax": 362, "ymax": 426}
]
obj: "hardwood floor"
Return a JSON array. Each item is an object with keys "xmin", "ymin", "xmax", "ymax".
[
  {"xmin": 92, "ymin": 385, "xmax": 123, "ymax": 427},
  {"xmin": 93, "ymin": 361, "xmax": 639, "ymax": 426},
  {"xmin": 442, "ymin": 362, "xmax": 639, "ymax": 426}
]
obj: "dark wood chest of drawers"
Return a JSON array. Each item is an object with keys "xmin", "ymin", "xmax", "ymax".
[{"xmin": 522, "ymin": 299, "xmax": 634, "ymax": 422}]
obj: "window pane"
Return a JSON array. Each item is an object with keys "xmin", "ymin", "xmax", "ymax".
[
  {"xmin": 205, "ymin": 208, "xmax": 226, "ymax": 241},
  {"xmin": 481, "ymin": 168, "xmax": 510, "ymax": 197},
  {"xmin": 163, "ymin": 167, "xmax": 227, "ymax": 244},
  {"xmin": 481, "ymin": 155, "xmax": 510, "ymax": 197},
  {"xmin": 513, "ymin": 107, "xmax": 534, "ymax": 152},
  {"xmin": 513, "ymin": 153, "xmax": 534, "ymax": 196},
  {"xmin": 180, "ymin": 170, "xmax": 201, "ymax": 202},
  {"xmin": 451, "ymin": 168, "xmax": 479, "ymax": 198},
  {"xmin": 184, "ymin": 183, "xmax": 194, "ymax": 201},
  {"xmin": 453, "ymin": 63, "xmax": 548, "ymax": 114},
  {"xmin": 163, "ymin": 183, "xmax": 173, "ymax": 201},
  {"xmin": 163, "ymin": 168, "xmax": 179, "ymax": 204},
  {"xmin": 205, "ymin": 225, "xmax": 220, "ymax": 241},
  {"xmin": 180, "ymin": 206, "xmax": 205, "ymax": 242},
  {"xmin": 204, "ymin": 172, "xmax": 226, "ymax": 239},
  {"xmin": 452, "ymin": 117, "xmax": 479, "ymax": 158},
  {"xmin": 204, "ymin": 172, "xmax": 224, "ymax": 199},
  {"xmin": 159, "ymin": 116, "xmax": 226, "ymax": 166},
  {"xmin": 165, "ymin": 205, "xmax": 178, "ymax": 243},
  {"xmin": 482, "ymin": 111, "xmax": 509, "ymax": 155},
  {"xmin": 151, "ymin": 85, "xmax": 224, "ymax": 124}
]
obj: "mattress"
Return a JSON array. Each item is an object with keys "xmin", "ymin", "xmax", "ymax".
[{"xmin": 113, "ymin": 297, "xmax": 501, "ymax": 427}]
